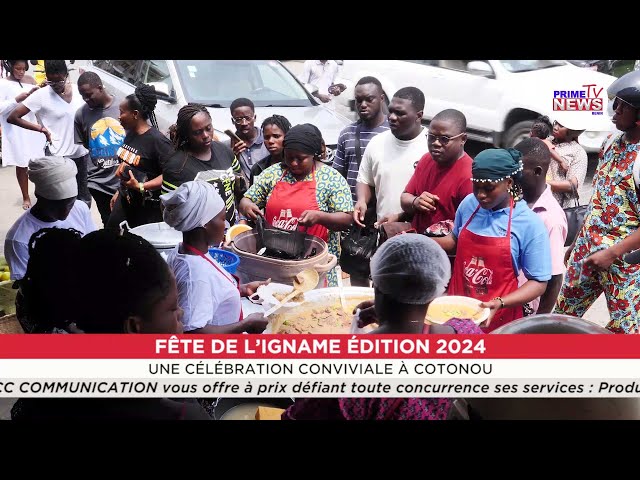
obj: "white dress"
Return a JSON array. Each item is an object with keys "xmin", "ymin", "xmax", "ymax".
[{"xmin": 0, "ymin": 79, "xmax": 46, "ymax": 167}]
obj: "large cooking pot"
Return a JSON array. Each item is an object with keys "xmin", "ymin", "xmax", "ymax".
[
  {"xmin": 128, "ymin": 222, "xmax": 182, "ymax": 257},
  {"xmin": 491, "ymin": 313, "xmax": 613, "ymax": 334},
  {"xmin": 466, "ymin": 314, "xmax": 640, "ymax": 420},
  {"xmin": 232, "ymin": 230, "xmax": 336, "ymax": 288}
]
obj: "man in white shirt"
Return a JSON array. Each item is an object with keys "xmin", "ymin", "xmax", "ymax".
[
  {"xmin": 354, "ymin": 87, "xmax": 429, "ymax": 225},
  {"xmin": 4, "ymin": 156, "xmax": 97, "ymax": 281},
  {"xmin": 298, "ymin": 60, "xmax": 346, "ymax": 106}
]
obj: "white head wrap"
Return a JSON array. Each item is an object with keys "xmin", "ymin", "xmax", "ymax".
[
  {"xmin": 370, "ymin": 234, "xmax": 451, "ymax": 305},
  {"xmin": 160, "ymin": 180, "xmax": 225, "ymax": 232},
  {"xmin": 28, "ymin": 157, "xmax": 78, "ymax": 200}
]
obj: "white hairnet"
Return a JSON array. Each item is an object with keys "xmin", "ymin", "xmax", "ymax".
[
  {"xmin": 28, "ymin": 156, "xmax": 78, "ymax": 200},
  {"xmin": 370, "ymin": 234, "xmax": 451, "ymax": 305},
  {"xmin": 160, "ymin": 180, "xmax": 225, "ymax": 232}
]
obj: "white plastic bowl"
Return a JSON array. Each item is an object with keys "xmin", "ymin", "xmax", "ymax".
[{"xmin": 249, "ymin": 283, "xmax": 306, "ymax": 311}]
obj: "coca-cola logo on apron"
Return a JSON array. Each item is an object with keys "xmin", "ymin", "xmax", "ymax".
[
  {"xmin": 272, "ymin": 209, "xmax": 299, "ymax": 230},
  {"xmin": 463, "ymin": 256, "xmax": 494, "ymax": 287}
]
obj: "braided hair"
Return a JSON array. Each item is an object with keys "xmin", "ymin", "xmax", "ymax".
[
  {"xmin": 2, "ymin": 60, "xmax": 29, "ymax": 86},
  {"xmin": 173, "ymin": 103, "xmax": 210, "ymax": 150},
  {"xmin": 20, "ymin": 227, "xmax": 83, "ymax": 333},
  {"xmin": 261, "ymin": 114, "xmax": 292, "ymax": 135},
  {"xmin": 125, "ymin": 84, "xmax": 159, "ymax": 129},
  {"xmin": 74, "ymin": 230, "xmax": 174, "ymax": 334},
  {"xmin": 2, "ymin": 60, "xmax": 29, "ymax": 74}
]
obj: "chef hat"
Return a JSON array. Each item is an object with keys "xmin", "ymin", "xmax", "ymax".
[
  {"xmin": 161, "ymin": 180, "xmax": 225, "ymax": 232},
  {"xmin": 28, "ymin": 156, "xmax": 78, "ymax": 200}
]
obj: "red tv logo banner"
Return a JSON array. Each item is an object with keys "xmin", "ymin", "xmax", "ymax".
[{"xmin": 553, "ymin": 85, "xmax": 604, "ymax": 113}]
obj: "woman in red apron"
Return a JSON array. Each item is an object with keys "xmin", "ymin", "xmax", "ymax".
[
  {"xmin": 161, "ymin": 180, "xmax": 270, "ymax": 333},
  {"xmin": 435, "ymin": 148, "xmax": 551, "ymax": 332},
  {"xmin": 239, "ymin": 124, "xmax": 354, "ymax": 286}
]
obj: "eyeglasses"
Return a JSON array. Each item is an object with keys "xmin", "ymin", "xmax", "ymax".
[
  {"xmin": 45, "ymin": 75, "xmax": 68, "ymax": 87},
  {"xmin": 231, "ymin": 115, "xmax": 254, "ymax": 125},
  {"xmin": 426, "ymin": 132, "xmax": 465, "ymax": 146}
]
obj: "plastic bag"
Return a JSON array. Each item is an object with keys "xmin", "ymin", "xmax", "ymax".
[{"xmin": 339, "ymin": 225, "xmax": 379, "ymax": 277}]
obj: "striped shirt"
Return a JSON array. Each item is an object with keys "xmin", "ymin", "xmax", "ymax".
[{"xmin": 332, "ymin": 118, "xmax": 390, "ymax": 201}]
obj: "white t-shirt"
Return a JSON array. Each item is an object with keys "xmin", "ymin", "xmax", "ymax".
[
  {"xmin": 298, "ymin": 60, "xmax": 339, "ymax": 96},
  {"xmin": 0, "ymin": 79, "xmax": 46, "ymax": 167},
  {"xmin": 167, "ymin": 245, "xmax": 241, "ymax": 332},
  {"xmin": 22, "ymin": 84, "xmax": 88, "ymax": 158},
  {"xmin": 356, "ymin": 128, "xmax": 429, "ymax": 221},
  {"xmin": 4, "ymin": 201, "xmax": 97, "ymax": 280}
]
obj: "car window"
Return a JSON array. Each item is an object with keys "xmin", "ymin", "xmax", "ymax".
[
  {"xmin": 439, "ymin": 60, "xmax": 476, "ymax": 72},
  {"xmin": 92, "ymin": 60, "xmax": 140, "ymax": 85},
  {"xmin": 406, "ymin": 60, "xmax": 439, "ymax": 66},
  {"xmin": 140, "ymin": 60, "xmax": 174, "ymax": 93},
  {"xmin": 174, "ymin": 60, "xmax": 313, "ymax": 108},
  {"xmin": 499, "ymin": 60, "xmax": 566, "ymax": 72}
]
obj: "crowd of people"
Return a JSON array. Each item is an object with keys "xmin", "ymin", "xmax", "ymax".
[{"xmin": 2, "ymin": 59, "xmax": 640, "ymax": 419}]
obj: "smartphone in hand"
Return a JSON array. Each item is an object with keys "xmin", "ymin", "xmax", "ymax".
[{"xmin": 224, "ymin": 129, "xmax": 243, "ymax": 144}]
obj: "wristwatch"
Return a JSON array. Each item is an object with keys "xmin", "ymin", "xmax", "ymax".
[{"xmin": 139, "ymin": 182, "xmax": 145, "ymax": 194}]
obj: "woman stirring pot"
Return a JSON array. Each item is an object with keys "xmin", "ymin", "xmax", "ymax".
[
  {"xmin": 239, "ymin": 124, "xmax": 353, "ymax": 286},
  {"xmin": 434, "ymin": 148, "xmax": 552, "ymax": 331}
]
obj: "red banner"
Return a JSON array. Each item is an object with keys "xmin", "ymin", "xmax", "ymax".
[{"xmin": 0, "ymin": 334, "xmax": 635, "ymax": 359}]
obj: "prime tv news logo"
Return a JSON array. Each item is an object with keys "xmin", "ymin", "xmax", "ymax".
[{"xmin": 553, "ymin": 85, "xmax": 605, "ymax": 115}]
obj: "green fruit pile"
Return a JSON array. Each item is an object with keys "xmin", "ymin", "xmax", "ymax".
[{"xmin": 0, "ymin": 256, "xmax": 9, "ymax": 282}]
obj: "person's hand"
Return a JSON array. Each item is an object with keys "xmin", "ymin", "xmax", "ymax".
[
  {"xmin": 15, "ymin": 92, "xmax": 30, "ymax": 103},
  {"xmin": 241, "ymin": 202, "xmax": 263, "ymax": 221},
  {"xmin": 353, "ymin": 200, "xmax": 368, "ymax": 227},
  {"xmin": 354, "ymin": 300, "xmax": 377, "ymax": 328},
  {"xmin": 413, "ymin": 191, "xmax": 439, "ymax": 213},
  {"xmin": 241, "ymin": 278, "xmax": 271, "ymax": 297},
  {"xmin": 564, "ymin": 244, "xmax": 574, "ymax": 266},
  {"xmin": 40, "ymin": 126, "xmax": 52, "ymax": 144},
  {"xmin": 231, "ymin": 139, "xmax": 247, "ymax": 156},
  {"xmin": 479, "ymin": 299, "xmax": 502, "ymax": 328},
  {"xmin": 299, "ymin": 210, "xmax": 322, "ymax": 227},
  {"xmin": 316, "ymin": 93, "xmax": 331, "ymax": 103},
  {"xmin": 375, "ymin": 212, "xmax": 401, "ymax": 226},
  {"xmin": 584, "ymin": 248, "xmax": 618, "ymax": 271},
  {"xmin": 329, "ymin": 84, "xmax": 346, "ymax": 96},
  {"xmin": 110, "ymin": 191, "xmax": 119, "ymax": 211},
  {"xmin": 122, "ymin": 170, "xmax": 140, "ymax": 190},
  {"xmin": 241, "ymin": 313, "xmax": 269, "ymax": 333}
]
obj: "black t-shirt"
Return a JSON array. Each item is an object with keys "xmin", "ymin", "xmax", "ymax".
[
  {"xmin": 163, "ymin": 142, "xmax": 241, "ymax": 225},
  {"xmin": 116, "ymin": 127, "xmax": 174, "ymax": 199},
  {"xmin": 250, "ymin": 154, "xmax": 281, "ymax": 185}
]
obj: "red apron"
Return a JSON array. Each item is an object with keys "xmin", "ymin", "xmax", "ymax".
[
  {"xmin": 183, "ymin": 243, "xmax": 244, "ymax": 322},
  {"xmin": 264, "ymin": 166, "xmax": 329, "ymax": 242},
  {"xmin": 448, "ymin": 198, "xmax": 522, "ymax": 332}
]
